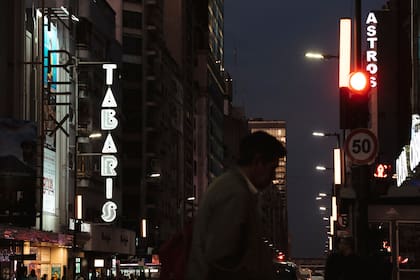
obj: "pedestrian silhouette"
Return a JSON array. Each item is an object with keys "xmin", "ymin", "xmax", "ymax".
[
  {"xmin": 186, "ymin": 131, "xmax": 287, "ymax": 280},
  {"xmin": 325, "ymin": 237, "xmax": 367, "ymax": 280}
]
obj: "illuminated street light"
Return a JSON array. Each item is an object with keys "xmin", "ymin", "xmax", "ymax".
[
  {"xmin": 316, "ymin": 165, "xmax": 329, "ymax": 171},
  {"xmin": 305, "ymin": 52, "xmax": 339, "ymax": 60},
  {"xmin": 316, "ymin": 192, "xmax": 329, "ymax": 200},
  {"xmin": 316, "ymin": 193, "xmax": 328, "ymax": 200},
  {"xmin": 89, "ymin": 132, "xmax": 102, "ymax": 139},
  {"xmin": 319, "ymin": 206, "xmax": 327, "ymax": 211},
  {"xmin": 312, "ymin": 131, "xmax": 341, "ymax": 148}
]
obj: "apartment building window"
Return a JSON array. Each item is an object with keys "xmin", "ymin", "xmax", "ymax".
[
  {"xmin": 123, "ymin": 36, "xmax": 142, "ymax": 55},
  {"xmin": 123, "ymin": 11, "xmax": 142, "ymax": 29}
]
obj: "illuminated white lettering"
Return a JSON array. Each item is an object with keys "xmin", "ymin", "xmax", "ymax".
[
  {"xmin": 367, "ymin": 37, "xmax": 377, "ymax": 49},
  {"xmin": 366, "ymin": 12, "xmax": 378, "ymax": 88},
  {"xmin": 370, "ymin": 77, "xmax": 377, "ymax": 88},
  {"xmin": 366, "ymin": 63, "xmax": 378, "ymax": 74},
  {"xmin": 102, "ymin": 88, "xmax": 117, "ymax": 108},
  {"xmin": 101, "ymin": 109, "xmax": 118, "ymax": 130},
  {"xmin": 366, "ymin": 12, "xmax": 378, "ymax": 24},
  {"xmin": 409, "ymin": 115, "xmax": 420, "ymax": 172},
  {"xmin": 103, "ymin": 64, "xmax": 117, "ymax": 85},
  {"xmin": 102, "ymin": 133, "xmax": 117, "ymax": 153},
  {"xmin": 366, "ymin": 50, "xmax": 377, "ymax": 62},
  {"xmin": 366, "ymin": 25, "xmax": 376, "ymax": 37},
  {"xmin": 396, "ymin": 146, "xmax": 410, "ymax": 187},
  {"xmin": 410, "ymin": 135, "xmax": 420, "ymax": 172},
  {"xmin": 101, "ymin": 201, "xmax": 117, "ymax": 222},
  {"xmin": 106, "ymin": 178, "xmax": 113, "ymax": 199},
  {"xmin": 100, "ymin": 64, "xmax": 118, "ymax": 223},
  {"xmin": 101, "ymin": 155, "xmax": 118, "ymax": 176}
]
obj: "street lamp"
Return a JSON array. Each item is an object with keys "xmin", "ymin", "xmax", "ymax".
[
  {"xmin": 312, "ymin": 131, "xmax": 341, "ymax": 148},
  {"xmin": 315, "ymin": 192, "xmax": 329, "ymax": 201},
  {"xmin": 315, "ymin": 165, "xmax": 330, "ymax": 171},
  {"xmin": 305, "ymin": 52, "xmax": 339, "ymax": 60}
]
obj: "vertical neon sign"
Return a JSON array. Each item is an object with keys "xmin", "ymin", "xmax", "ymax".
[
  {"xmin": 100, "ymin": 64, "xmax": 118, "ymax": 223},
  {"xmin": 366, "ymin": 12, "xmax": 378, "ymax": 88}
]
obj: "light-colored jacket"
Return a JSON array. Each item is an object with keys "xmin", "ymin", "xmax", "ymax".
[{"xmin": 186, "ymin": 168, "xmax": 274, "ymax": 280}]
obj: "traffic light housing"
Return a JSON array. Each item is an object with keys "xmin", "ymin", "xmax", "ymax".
[
  {"xmin": 340, "ymin": 71, "xmax": 371, "ymax": 129},
  {"xmin": 370, "ymin": 163, "xmax": 393, "ymax": 198}
]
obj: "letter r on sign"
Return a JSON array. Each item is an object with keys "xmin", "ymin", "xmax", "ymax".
[{"xmin": 101, "ymin": 155, "xmax": 118, "ymax": 176}]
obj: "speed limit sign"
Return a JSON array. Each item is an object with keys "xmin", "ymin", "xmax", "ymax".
[{"xmin": 344, "ymin": 128, "xmax": 378, "ymax": 165}]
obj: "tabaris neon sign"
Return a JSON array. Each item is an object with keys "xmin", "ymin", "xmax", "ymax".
[
  {"xmin": 366, "ymin": 12, "xmax": 378, "ymax": 88},
  {"xmin": 100, "ymin": 64, "xmax": 118, "ymax": 222}
]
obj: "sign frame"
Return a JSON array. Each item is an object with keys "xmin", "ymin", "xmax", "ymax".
[{"xmin": 345, "ymin": 128, "xmax": 378, "ymax": 165}]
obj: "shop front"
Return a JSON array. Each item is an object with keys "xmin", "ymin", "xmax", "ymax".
[
  {"xmin": 0, "ymin": 225, "xmax": 73, "ymax": 280},
  {"xmin": 369, "ymin": 204, "xmax": 420, "ymax": 280},
  {"xmin": 78, "ymin": 224, "xmax": 136, "ymax": 280}
]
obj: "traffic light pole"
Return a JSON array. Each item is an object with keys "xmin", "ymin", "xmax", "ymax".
[{"xmin": 352, "ymin": 0, "xmax": 370, "ymax": 259}]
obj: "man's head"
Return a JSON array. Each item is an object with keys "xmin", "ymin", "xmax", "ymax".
[{"xmin": 238, "ymin": 131, "xmax": 287, "ymax": 190}]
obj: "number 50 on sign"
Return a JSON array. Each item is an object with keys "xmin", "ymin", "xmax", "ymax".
[{"xmin": 344, "ymin": 128, "xmax": 378, "ymax": 165}]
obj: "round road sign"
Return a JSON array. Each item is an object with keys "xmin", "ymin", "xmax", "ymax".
[{"xmin": 344, "ymin": 128, "xmax": 378, "ymax": 165}]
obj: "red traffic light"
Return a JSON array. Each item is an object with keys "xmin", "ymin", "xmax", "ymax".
[{"xmin": 348, "ymin": 71, "xmax": 370, "ymax": 94}]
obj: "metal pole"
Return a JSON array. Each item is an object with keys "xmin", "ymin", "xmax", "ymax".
[
  {"xmin": 353, "ymin": 0, "xmax": 370, "ymax": 259},
  {"xmin": 355, "ymin": 0, "xmax": 361, "ymax": 69},
  {"xmin": 39, "ymin": 0, "xmax": 45, "ymax": 232}
]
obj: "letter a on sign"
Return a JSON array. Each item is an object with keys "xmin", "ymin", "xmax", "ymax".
[
  {"xmin": 366, "ymin": 12, "xmax": 378, "ymax": 24},
  {"xmin": 102, "ymin": 133, "xmax": 117, "ymax": 153},
  {"xmin": 102, "ymin": 88, "xmax": 117, "ymax": 108}
]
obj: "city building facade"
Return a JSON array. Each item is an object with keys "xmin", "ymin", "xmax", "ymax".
[
  {"xmin": 116, "ymin": 0, "xmax": 196, "ymax": 258},
  {"xmin": 0, "ymin": 1, "xmax": 76, "ymax": 280},
  {"xmin": 0, "ymin": 1, "xmax": 138, "ymax": 279},
  {"xmin": 339, "ymin": 1, "xmax": 420, "ymax": 279},
  {"xmin": 248, "ymin": 119, "xmax": 289, "ymax": 259},
  {"xmin": 0, "ymin": 0, "xmax": 241, "ymax": 279},
  {"xmin": 193, "ymin": 0, "xmax": 226, "ymax": 203}
]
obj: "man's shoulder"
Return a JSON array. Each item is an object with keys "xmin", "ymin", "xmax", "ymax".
[{"xmin": 209, "ymin": 169, "xmax": 247, "ymax": 190}]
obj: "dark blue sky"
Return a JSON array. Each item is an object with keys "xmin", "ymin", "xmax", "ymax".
[{"xmin": 224, "ymin": 0, "xmax": 386, "ymax": 258}]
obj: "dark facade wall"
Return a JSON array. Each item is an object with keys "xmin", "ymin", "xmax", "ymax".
[
  {"xmin": 0, "ymin": 0, "xmax": 25, "ymax": 118},
  {"xmin": 376, "ymin": 2, "xmax": 411, "ymax": 164}
]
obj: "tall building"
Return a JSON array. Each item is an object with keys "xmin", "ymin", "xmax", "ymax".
[
  {"xmin": 340, "ymin": 1, "xmax": 420, "ymax": 279},
  {"xmin": 163, "ymin": 0, "xmax": 196, "ymax": 225},
  {"xmin": 114, "ymin": 0, "xmax": 196, "ymax": 255},
  {"xmin": 74, "ymin": 0, "xmax": 136, "ymax": 277},
  {"xmin": 0, "ymin": 1, "xmax": 76, "ymax": 280},
  {"xmin": 248, "ymin": 119, "xmax": 289, "ymax": 258},
  {"xmin": 0, "ymin": 1, "xmax": 139, "ymax": 280},
  {"xmin": 0, "ymin": 0, "xmax": 232, "ymax": 278},
  {"xmin": 193, "ymin": 0, "xmax": 226, "ymax": 202}
]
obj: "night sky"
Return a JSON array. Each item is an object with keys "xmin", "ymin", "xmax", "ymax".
[{"xmin": 224, "ymin": 0, "xmax": 386, "ymax": 258}]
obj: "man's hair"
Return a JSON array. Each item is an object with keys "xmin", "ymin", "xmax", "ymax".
[{"xmin": 237, "ymin": 131, "xmax": 286, "ymax": 166}]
